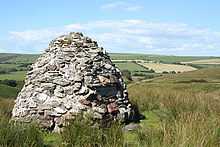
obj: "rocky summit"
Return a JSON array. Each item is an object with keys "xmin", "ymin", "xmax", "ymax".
[{"xmin": 12, "ymin": 32, "xmax": 134, "ymax": 132}]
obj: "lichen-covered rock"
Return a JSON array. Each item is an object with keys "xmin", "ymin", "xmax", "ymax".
[{"xmin": 12, "ymin": 32, "xmax": 134, "ymax": 131}]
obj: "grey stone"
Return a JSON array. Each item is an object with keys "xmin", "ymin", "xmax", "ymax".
[
  {"xmin": 92, "ymin": 106, "xmax": 107, "ymax": 114},
  {"xmin": 37, "ymin": 93, "xmax": 49, "ymax": 102},
  {"xmin": 53, "ymin": 78, "xmax": 70, "ymax": 86},
  {"xmin": 122, "ymin": 123, "xmax": 140, "ymax": 132},
  {"xmin": 104, "ymin": 63, "xmax": 112, "ymax": 70},
  {"xmin": 54, "ymin": 86, "xmax": 65, "ymax": 98},
  {"xmin": 54, "ymin": 107, "xmax": 67, "ymax": 114},
  {"xmin": 73, "ymin": 82, "xmax": 82, "ymax": 92}
]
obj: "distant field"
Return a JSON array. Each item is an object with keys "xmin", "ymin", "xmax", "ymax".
[
  {"xmin": 114, "ymin": 62, "xmax": 148, "ymax": 72},
  {"xmin": 138, "ymin": 62, "xmax": 197, "ymax": 73},
  {"xmin": 5, "ymin": 54, "xmax": 38, "ymax": 64},
  {"xmin": 1, "ymin": 53, "xmax": 219, "ymax": 64},
  {"xmin": 110, "ymin": 53, "xmax": 218, "ymax": 63},
  {"xmin": 0, "ymin": 53, "xmax": 38, "ymax": 64},
  {"xmin": 152, "ymin": 67, "xmax": 220, "ymax": 83},
  {"xmin": 0, "ymin": 71, "xmax": 26, "ymax": 81},
  {"xmin": 0, "ymin": 64, "xmax": 18, "ymax": 68},
  {"xmin": 0, "ymin": 84, "xmax": 19, "ymax": 98},
  {"xmin": 182, "ymin": 58, "xmax": 220, "ymax": 65}
]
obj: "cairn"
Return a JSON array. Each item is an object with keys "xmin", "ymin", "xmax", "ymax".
[{"xmin": 12, "ymin": 32, "xmax": 134, "ymax": 131}]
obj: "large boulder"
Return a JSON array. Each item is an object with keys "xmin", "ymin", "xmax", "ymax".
[{"xmin": 12, "ymin": 32, "xmax": 134, "ymax": 131}]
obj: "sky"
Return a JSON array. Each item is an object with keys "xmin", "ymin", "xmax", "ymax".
[{"xmin": 0, "ymin": 0, "xmax": 220, "ymax": 56}]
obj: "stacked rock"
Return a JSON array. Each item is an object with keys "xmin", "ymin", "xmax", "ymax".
[{"xmin": 12, "ymin": 32, "xmax": 133, "ymax": 131}]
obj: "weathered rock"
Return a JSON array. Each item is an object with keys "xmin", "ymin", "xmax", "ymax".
[
  {"xmin": 122, "ymin": 123, "xmax": 140, "ymax": 132},
  {"xmin": 12, "ymin": 32, "xmax": 134, "ymax": 131}
]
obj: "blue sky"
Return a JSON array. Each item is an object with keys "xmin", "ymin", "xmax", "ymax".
[{"xmin": 0, "ymin": 0, "xmax": 220, "ymax": 56}]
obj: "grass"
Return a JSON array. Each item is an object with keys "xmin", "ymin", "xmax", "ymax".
[
  {"xmin": 1, "ymin": 53, "xmax": 219, "ymax": 64},
  {"xmin": 190, "ymin": 64, "xmax": 220, "ymax": 69},
  {"xmin": 0, "ymin": 98, "xmax": 44, "ymax": 147},
  {"xmin": 0, "ymin": 117, "xmax": 44, "ymax": 147},
  {"xmin": 0, "ymin": 64, "xmax": 18, "ymax": 68},
  {"xmin": 114, "ymin": 62, "xmax": 148, "ymax": 72},
  {"xmin": 0, "ymin": 53, "xmax": 38, "ymax": 64},
  {"xmin": 127, "ymin": 68, "xmax": 220, "ymax": 146},
  {"xmin": 138, "ymin": 62, "xmax": 197, "ymax": 73},
  {"xmin": 61, "ymin": 115, "xmax": 124, "ymax": 147},
  {"xmin": 153, "ymin": 67, "xmax": 220, "ymax": 83},
  {"xmin": 0, "ymin": 84, "xmax": 20, "ymax": 98},
  {"xmin": 0, "ymin": 53, "xmax": 220, "ymax": 146},
  {"xmin": 182, "ymin": 58, "xmax": 220, "ymax": 64},
  {"xmin": 0, "ymin": 80, "xmax": 23, "ymax": 99},
  {"xmin": 0, "ymin": 71, "xmax": 26, "ymax": 81},
  {"xmin": 0, "ymin": 98, "xmax": 14, "ymax": 117},
  {"xmin": 110, "ymin": 53, "xmax": 219, "ymax": 63}
]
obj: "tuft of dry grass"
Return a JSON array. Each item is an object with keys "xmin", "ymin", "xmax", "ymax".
[{"xmin": 0, "ymin": 98, "xmax": 14, "ymax": 117}]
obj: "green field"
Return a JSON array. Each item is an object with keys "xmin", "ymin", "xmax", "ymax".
[
  {"xmin": 0, "ymin": 53, "xmax": 38, "ymax": 64},
  {"xmin": 0, "ymin": 84, "xmax": 20, "ymax": 98},
  {"xmin": 1, "ymin": 53, "xmax": 219, "ymax": 64},
  {"xmin": 0, "ymin": 71, "xmax": 25, "ymax": 98},
  {"xmin": 0, "ymin": 64, "xmax": 18, "ymax": 68},
  {"xmin": 152, "ymin": 67, "xmax": 220, "ymax": 83},
  {"xmin": 110, "ymin": 53, "xmax": 219, "ymax": 63},
  {"xmin": 114, "ymin": 62, "xmax": 148, "ymax": 72},
  {"xmin": 0, "ymin": 71, "xmax": 26, "ymax": 81}
]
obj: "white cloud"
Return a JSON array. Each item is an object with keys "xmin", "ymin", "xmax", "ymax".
[
  {"xmin": 65, "ymin": 24, "xmax": 85, "ymax": 30},
  {"xmin": 6, "ymin": 19, "xmax": 220, "ymax": 55},
  {"xmin": 101, "ymin": 1, "xmax": 143, "ymax": 12}
]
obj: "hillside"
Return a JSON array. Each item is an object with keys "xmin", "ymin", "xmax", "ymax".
[
  {"xmin": 0, "ymin": 53, "xmax": 220, "ymax": 146},
  {"xmin": 182, "ymin": 58, "xmax": 220, "ymax": 65},
  {"xmin": 0, "ymin": 53, "xmax": 219, "ymax": 64},
  {"xmin": 0, "ymin": 53, "xmax": 219, "ymax": 99},
  {"xmin": 138, "ymin": 62, "xmax": 197, "ymax": 73},
  {"xmin": 151, "ymin": 67, "xmax": 220, "ymax": 83},
  {"xmin": 110, "ymin": 53, "xmax": 219, "ymax": 63},
  {"xmin": 0, "ymin": 53, "xmax": 38, "ymax": 64},
  {"xmin": 126, "ymin": 67, "xmax": 220, "ymax": 145}
]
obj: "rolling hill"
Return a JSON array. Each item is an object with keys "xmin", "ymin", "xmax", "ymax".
[
  {"xmin": 182, "ymin": 58, "xmax": 220, "ymax": 65},
  {"xmin": 0, "ymin": 53, "xmax": 219, "ymax": 64}
]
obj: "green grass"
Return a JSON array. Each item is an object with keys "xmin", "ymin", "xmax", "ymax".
[
  {"xmin": 0, "ymin": 117, "xmax": 44, "ymax": 147},
  {"xmin": 61, "ymin": 115, "xmax": 124, "ymax": 147},
  {"xmin": 127, "ymin": 67, "xmax": 220, "ymax": 146},
  {"xmin": 43, "ymin": 133, "xmax": 62, "ymax": 147},
  {"xmin": 153, "ymin": 67, "xmax": 220, "ymax": 83},
  {"xmin": 0, "ymin": 71, "xmax": 26, "ymax": 81},
  {"xmin": 110, "ymin": 53, "xmax": 219, "ymax": 63},
  {"xmin": 0, "ymin": 84, "xmax": 20, "ymax": 98},
  {"xmin": 0, "ymin": 71, "xmax": 24, "ymax": 99},
  {"xmin": 0, "ymin": 53, "xmax": 38, "ymax": 64},
  {"xmin": 6, "ymin": 54, "xmax": 38, "ymax": 64},
  {"xmin": 1, "ymin": 53, "xmax": 219, "ymax": 64},
  {"xmin": 0, "ymin": 53, "xmax": 220, "ymax": 146},
  {"xmin": 0, "ymin": 98, "xmax": 14, "ymax": 117},
  {"xmin": 0, "ymin": 67, "xmax": 219, "ymax": 146},
  {"xmin": 114, "ymin": 62, "xmax": 148, "ymax": 72},
  {"xmin": 0, "ymin": 64, "xmax": 18, "ymax": 68}
]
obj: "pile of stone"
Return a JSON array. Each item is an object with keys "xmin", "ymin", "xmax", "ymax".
[{"xmin": 12, "ymin": 32, "xmax": 134, "ymax": 132}]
